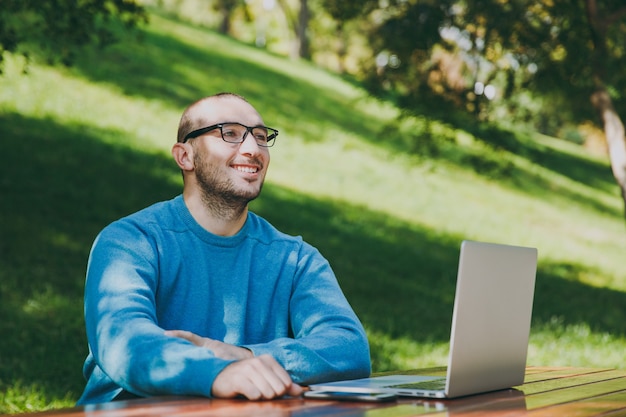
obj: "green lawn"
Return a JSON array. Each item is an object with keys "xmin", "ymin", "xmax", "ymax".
[{"xmin": 1, "ymin": 10, "xmax": 625, "ymax": 414}]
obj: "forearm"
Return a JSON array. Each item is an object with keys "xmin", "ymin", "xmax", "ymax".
[
  {"xmin": 243, "ymin": 328, "xmax": 371, "ymax": 384},
  {"xmin": 90, "ymin": 319, "xmax": 233, "ymax": 397},
  {"xmin": 268, "ymin": 246, "xmax": 372, "ymax": 384},
  {"xmin": 84, "ymin": 234, "xmax": 233, "ymax": 398}
]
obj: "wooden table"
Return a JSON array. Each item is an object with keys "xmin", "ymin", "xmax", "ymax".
[{"xmin": 15, "ymin": 367, "xmax": 626, "ymax": 416}]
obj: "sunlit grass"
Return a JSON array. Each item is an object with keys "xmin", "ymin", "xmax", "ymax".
[
  {"xmin": 529, "ymin": 319, "xmax": 626, "ymax": 368},
  {"xmin": 0, "ymin": 60, "xmax": 178, "ymax": 152},
  {"xmin": 0, "ymin": 382, "xmax": 75, "ymax": 415}
]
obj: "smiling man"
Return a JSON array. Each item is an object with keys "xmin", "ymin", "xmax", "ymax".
[{"xmin": 77, "ymin": 93, "xmax": 371, "ymax": 405}]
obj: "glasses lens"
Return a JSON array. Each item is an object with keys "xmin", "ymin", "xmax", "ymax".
[
  {"xmin": 251, "ymin": 126, "xmax": 277, "ymax": 147},
  {"xmin": 220, "ymin": 123, "xmax": 247, "ymax": 143}
]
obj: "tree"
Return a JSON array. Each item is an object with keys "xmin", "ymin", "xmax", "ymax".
[
  {"xmin": 584, "ymin": 0, "xmax": 626, "ymax": 218},
  {"xmin": 213, "ymin": 0, "xmax": 245, "ymax": 35},
  {"xmin": 358, "ymin": 1, "xmax": 458, "ymax": 113},
  {"xmin": 0, "ymin": 0, "xmax": 147, "ymax": 69},
  {"xmin": 463, "ymin": 0, "xmax": 626, "ymax": 218},
  {"xmin": 276, "ymin": 0, "xmax": 311, "ymax": 59},
  {"xmin": 359, "ymin": 0, "xmax": 626, "ymax": 218},
  {"xmin": 319, "ymin": 0, "xmax": 377, "ymax": 73}
]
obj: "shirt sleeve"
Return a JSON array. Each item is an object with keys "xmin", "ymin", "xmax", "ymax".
[
  {"xmin": 83, "ymin": 221, "xmax": 233, "ymax": 398},
  {"xmin": 242, "ymin": 242, "xmax": 372, "ymax": 384}
]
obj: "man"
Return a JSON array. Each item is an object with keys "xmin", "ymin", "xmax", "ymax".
[{"xmin": 77, "ymin": 93, "xmax": 371, "ymax": 404}]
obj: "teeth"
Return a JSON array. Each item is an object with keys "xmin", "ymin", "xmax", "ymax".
[{"xmin": 235, "ymin": 166, "xmax": 258, "ymax": 173}]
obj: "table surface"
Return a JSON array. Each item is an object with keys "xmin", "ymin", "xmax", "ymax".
[{"xmin": 17, "ymin": 367, "xmax": 626, "ymax": 416}]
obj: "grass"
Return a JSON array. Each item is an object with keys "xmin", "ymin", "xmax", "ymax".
[{"xmin": 2, "ymin": 10, "xmax": 626, "ymax": 414}]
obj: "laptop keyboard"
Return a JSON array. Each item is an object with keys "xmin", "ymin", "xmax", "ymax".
[{"xmin": 388, "ymin": 378, "xmax": 447, "ymax": 391}]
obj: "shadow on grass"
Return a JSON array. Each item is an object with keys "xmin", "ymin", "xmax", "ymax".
[
  {"xmin": 470, "ymin": 124, "xmax": 617, "ymax": 192},
  {"xmin": 452, "ymin": 124, "xmax": 620, "ymax": 216},
  {"xmin": 2, "ymin": 111, "xmax": 626, "ymax": 405},
  {"xmin": 393, "ymin": 94, "xmax": 618, "ymax": 198},
  {"xmin": 0, "ymin": 112, "xmax": 181, "ymax": 403},
  {"xmin": 416, "ymin": 121, "xmax": 620, "ymax": 217},
  {"xmin": 488, "ymin": 127, "xmax": 622, "ymax": 218}
]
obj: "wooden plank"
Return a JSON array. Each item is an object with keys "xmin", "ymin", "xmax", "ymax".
[
  {"xmin": 518, "ymin": 370, "xmax": 626, "ymax": 395},
  {"xmin": 522, "ymin": 368, "xmax": 615, "ymax": 383},
  {"xmin": 411, "ymin": 382, "xmax": 626, "ymax": 417},
  {"xmin": 524, "ymin": 378, "xmax": 626, "ymax": 410},
  {"xmin": 524, "ymin": 366, "xmax": 579, "ymax": 374},
  {"xmin": 352, "ymin": 404, "xmax": 446, "ymax": 417},
  {"xmin": 528, "ymin": 391, "xmax": 626, "ymax": 417},
  {"xmin": 411, "ymin": 388, "xmax": 529, "ymax": 416}
]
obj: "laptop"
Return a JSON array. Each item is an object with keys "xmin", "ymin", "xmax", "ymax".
[{"xmin": 310, "ymin": 240, "xmax": 538, "ymax": 399}]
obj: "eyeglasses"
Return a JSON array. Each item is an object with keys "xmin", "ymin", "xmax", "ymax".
[{"xmin": 182, "ymin": 122, "xmax": 278, "ymax": 147}]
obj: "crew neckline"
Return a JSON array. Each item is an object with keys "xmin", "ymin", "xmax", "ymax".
[{"xmin": 173, "ymin": 195, "xmax": 250, "ymax": 247}]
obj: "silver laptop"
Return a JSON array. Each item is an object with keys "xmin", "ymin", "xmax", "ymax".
[{"xmin": 310, "ymin": 240, "xmax": 538, "ymax": 399}]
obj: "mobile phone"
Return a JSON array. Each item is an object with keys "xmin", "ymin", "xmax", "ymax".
[{"xmin": 304, "ymin": 390, "xmax": 397, "ymax": 402}]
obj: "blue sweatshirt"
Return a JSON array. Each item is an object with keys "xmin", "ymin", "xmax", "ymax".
[{"xmin": 78, "ymin": 195, "xmax": 371, "ymax": 404}]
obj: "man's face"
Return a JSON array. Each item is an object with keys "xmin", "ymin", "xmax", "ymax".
[{"xmin": 190, "ymin": 98, "xmax": 271, "ymax": 205}]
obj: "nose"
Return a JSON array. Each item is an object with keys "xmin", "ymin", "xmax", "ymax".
[{"xmin": 238, "ymin": 131, "xmax": 263, "ymax": 155}]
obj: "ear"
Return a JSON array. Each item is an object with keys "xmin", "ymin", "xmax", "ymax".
[{"xmin": 171, "ymin": 142, "xmax": 195, "ymax": 172}]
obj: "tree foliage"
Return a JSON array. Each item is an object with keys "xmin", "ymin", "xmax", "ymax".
[
  {"xmin": 354, "ymin": 0, "xmax": 626, "ymax": 216},
  {"xmin": 0, "ymin": 0, "xmax": 147, "ymax": 68},
  {"xmin": 357, "ymin": 0, "xmax": 626, "ymax": 125},
  {"xmin": 213, "ymin": 0, "xmax": 245, "ymax": 35},
  {"xmin": 319, "ymin": 0, "xmax": 376, "ymax": 22}
]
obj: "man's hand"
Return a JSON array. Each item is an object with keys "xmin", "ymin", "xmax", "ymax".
[
  {"xmin": 165, "ymin": 330, "xmax": 253, "ymax": 361},
  {"xmin": 165, "ymin": 330, "xmax": 302, "ymax": 400},
  {"xmin": 211, "ymin": 354, "xmax": 303, "ymax": 400}
]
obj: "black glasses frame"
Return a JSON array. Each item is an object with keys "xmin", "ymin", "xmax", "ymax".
[{"xmin": 182, "ymin": 122, "xmax": 278, "ymax": 147}]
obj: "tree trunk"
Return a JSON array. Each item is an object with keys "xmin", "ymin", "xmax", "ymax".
[
  {"xmin": 216, "ymin": 0, "xmax": 238, "ymax": 35},
  {"xmin": 219, "ymin": 10, "xmax": 230, "ymax": 35},
  {"xmin": 297, "ymin": 0, "xmax": 310, "ymax": 59},
  {"xmin": 276, "ymin": 0, "xmax": 310, "ymax": 60},
  {"xmin": 590, "ymin": 88, "xmax": 626, "ymax": 218},
  {"xmin": 336, "ymin": 23, "xmax": 347, "ymax": 74},
  {"xmin": 585, "ymin": 0, "xmax": 626, "ymax": 219}
]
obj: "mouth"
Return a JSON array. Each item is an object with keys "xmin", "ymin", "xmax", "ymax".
[{"xmin": 232, "ymin": 164, "xmax": 260, "ymax": 174}]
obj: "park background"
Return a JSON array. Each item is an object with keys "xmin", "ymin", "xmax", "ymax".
[{"xmin": 1, "ymin": 0, "xmax": 626, "ymax": 413}]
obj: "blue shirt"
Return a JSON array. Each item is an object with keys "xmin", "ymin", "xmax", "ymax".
[{"xmin": 78, "ymin": 195, "xmax": 371, "ymax": 404}]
